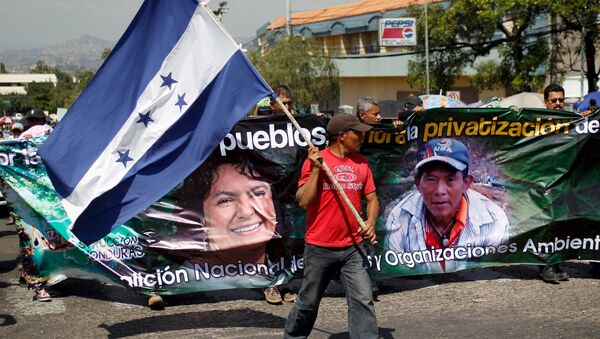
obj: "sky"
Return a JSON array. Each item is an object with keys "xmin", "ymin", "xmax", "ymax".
[{"xmin": 0, "ymin": 0, "xmax": 356, "ymax": 51}]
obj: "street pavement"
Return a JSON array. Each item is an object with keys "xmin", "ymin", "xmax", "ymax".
[{"xmin": 1, "ymin": 218, "xmax": 599, "ymax": 338}]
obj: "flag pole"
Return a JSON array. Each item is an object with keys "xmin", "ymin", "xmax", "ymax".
[{"xmin": 274, "ymin": 97, "xmax": 376, "ymax": 244}]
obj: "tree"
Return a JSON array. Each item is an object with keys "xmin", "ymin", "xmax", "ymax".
[
  {"xmin": 0, "ymin": 62, "xmax": 6, "ymax": 74},
  {"xmin": 471, "ymin": 60, "xmax": 508, "ymax": 93},
  {"xmin": 26, "ymin": 82, "xmax": 54, "ymax": 111},
  {"xmin": 407, "ymin": 1, "xmax": 552, "ymax": 94},
  {"xmin": 550, "ymin": 0, "xmax": 600, "ymax": 92},
  {"xmin": 442, "ymin": 0, "xmax": 549, "ymax": 93},
  {"xmin": 247, "ymin": 36, "xmax": 339, "ymax": 111},
  {"xmin": 31, "ymin": 60, "xmax": 54, "ymax": 74},
  {"xmin": 406, "ymin": 4, "xmax": 468, "ymax": 94},
  {"xmin": 0, "ymin": 62, "xmax": 96, "ymax": 114},
  {"xmin": 101, "ymin": 48, "xmax": 112, "ymax": 60}
]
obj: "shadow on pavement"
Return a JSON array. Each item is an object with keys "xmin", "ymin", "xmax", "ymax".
[
  {"xmin": 0, "ymin": 314, "xmax": 17, "ymax": 327},
  {"xmin": 374, "ymin": 261, "xmax": 596, "ymax": 297},
  {"xmin": 48, "ymin": 261, "xmax": 597, "ymax": 306},
  {"xmin": 98, "ymin": 308, "xmax": 286, "ymax": 338},
  {"xmin": 0, "ymin": 230, "xmax": 16, "ymax": 237},
  {"xmin": 50, "ymin": 278, "xmax": 146, "ymax": 305},
  {"xmin": 52, "ymin": 278, "xmax": 280, "ymax": 306},
  {"xmin": 0, "ymin": 259, "xmax": 16, "ymax": 274},
  {"xmin": 319, "ymin": 327, "xmax": 395, "ymax": 339}
]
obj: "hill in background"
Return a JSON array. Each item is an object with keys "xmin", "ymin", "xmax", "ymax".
[{"xmin": 0, "ymin": 35, "xmax": 113, "ymax": 72}]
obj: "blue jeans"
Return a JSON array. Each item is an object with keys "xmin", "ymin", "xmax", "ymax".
[{"xmin": 284, "ymin": 243, "xmax": 378, "ymax": 339}]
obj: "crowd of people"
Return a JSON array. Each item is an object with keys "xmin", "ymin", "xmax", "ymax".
[
  {"xmin": 2, "ymin": 108, "xmax": 55, "ymax": 302},
  {"xmin": 0, "ymin": 108, "xmax": 54, "ymax": 141},
  {"xmin": 4, "ymin": 83, "xmax": 599, "ymax": 338}
]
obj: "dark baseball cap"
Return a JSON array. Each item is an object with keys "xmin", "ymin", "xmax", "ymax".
[
  {"xmin": 326, "ymin": 113, "xmax": 372, "ymax": 135},
  {"xmin": 404, "ymin": 96, "xmax": 424, "ymax": 110},
  {"xmin": 25, "ymin": 108, "xmax": 46, "ymax": 120},
  {"xmin": 416, "ymin": 138, "xmax": 469, "ymax": 171}
]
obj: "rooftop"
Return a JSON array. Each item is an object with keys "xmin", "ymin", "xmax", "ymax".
[{"xmin": 267, "ymin": 0, "xmax": 441, "ymax": 30}]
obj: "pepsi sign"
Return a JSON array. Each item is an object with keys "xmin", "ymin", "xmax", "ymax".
[{"xmin": 379, "ymin": 18, "xmax": 417, "ymax": 46}]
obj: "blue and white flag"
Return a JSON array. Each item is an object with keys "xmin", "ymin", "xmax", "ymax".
[{"xmin": 39, "ymin": 0, "xmax": 273, "ymax": 244}]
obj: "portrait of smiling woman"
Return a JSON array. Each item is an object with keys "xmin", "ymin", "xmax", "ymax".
[
  {"xmin": 201, "ymin": 159, "xmax": 277, "ymax": 253},
  {"xmin": 145, "ymin": 149, "xmax": 289, "ymax": 265}
]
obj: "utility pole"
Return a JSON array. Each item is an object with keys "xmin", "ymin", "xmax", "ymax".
[
  {"xmin": 286, "ymin": 0, "xmax": 291, "ymax": 36},
  {"xmin": 580, "ymin": 26, "xmax": 586, "ymax": 97},
  {"xmin": 424, "ymin": 0, "xmax": 430, "ymax": 95}
]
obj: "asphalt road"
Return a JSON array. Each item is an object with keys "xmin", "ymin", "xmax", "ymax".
[{"xmin": 1, "ymin": 218, "xmax": 599, "ymax": 338}]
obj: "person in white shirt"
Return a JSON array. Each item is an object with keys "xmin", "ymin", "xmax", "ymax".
[
  {"xmin": 21, "ymin": 108, "xmax": 53, "ymax": 139},
  {"xmin": 385, "ymin": 138, "xmax": 509, "ymax": 274}
]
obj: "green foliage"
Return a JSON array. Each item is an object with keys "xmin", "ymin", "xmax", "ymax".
[
  {"xmin": 26, "ymin": 82, "xmax": 55, "ymax": 110},
  {"xmin": 549, "ymin": 0, "xmax": 600, "ymax": 92},
  {"xmin": 471, "ymin": 61, "xmax": 505, "ymax": 92},
  {"xmin": 407, "ymin": 0, "xmax": 555, "ymax": 94},
  {"xmin": 406, "ymin": 4, "xmax": 468, "ymax": 93},
  {"xmin": 31, "ymin": 60, "xmax": 54, "ymax": 74},
  {"xmin": 101, "ymin": 48, "xmax": 112, "ymax": 60},
  {"xmin": 0, "ymin": 62, "xmax": 6, "ymax": 74},
  {"xmin": 247, "ymin": 36, "xmax": 339, "ymax": 110},
  {"xmin": 447, "ymin": 0, "xmax": 549, "ymax": 93}
]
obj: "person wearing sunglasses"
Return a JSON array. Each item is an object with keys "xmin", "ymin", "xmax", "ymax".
[
  {"xmin": 543, "ymin": 83, "xmax": 565, "ymax": 111},
  {"xmin": 540, "ymin": 83, "xmax": 571, "ymax": 284}
]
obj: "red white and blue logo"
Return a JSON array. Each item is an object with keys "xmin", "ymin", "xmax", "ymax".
[{"xmin": 379, "ymin": 18, "xmax": 417, "ymax": 46}]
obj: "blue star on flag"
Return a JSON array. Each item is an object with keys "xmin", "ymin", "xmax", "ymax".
[
  {"xmin": 160, "ymin": 72, "xmax": 178, "ymax": 90},
  {"xmin": 136, "ymin": 111, "xmax": 154, "ymax": 127},
  {"xmin": 175, "ymin": 93, "xmax": 188, "ymax": 111},
  {"xmin": 116, "ymin": 150, "xmax": 134, "ymax": 167}
]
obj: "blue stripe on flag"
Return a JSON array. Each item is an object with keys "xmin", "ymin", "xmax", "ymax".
[{"xmin": 39, "ymin": 0, "xmax": 197, "ymax": 197}]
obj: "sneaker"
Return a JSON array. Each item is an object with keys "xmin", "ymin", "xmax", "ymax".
[
  {"xmin": 34, "ymin": 288, "xmax": 51, "ymax": 302},
  {"xmin": 264, "ymin": 286, "xmax": 283, "ymax": 304}
]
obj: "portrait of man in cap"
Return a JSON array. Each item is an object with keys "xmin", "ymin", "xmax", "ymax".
[{"xmin": 384, "ymin": 138, "xmax": 509, "ymax": 273}]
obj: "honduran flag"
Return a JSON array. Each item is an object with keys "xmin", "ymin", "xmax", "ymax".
[{"xmin": 39, "ymin": 0, "xmax": 273, "ymax": 244}]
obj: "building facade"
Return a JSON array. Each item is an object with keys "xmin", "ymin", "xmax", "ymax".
[
  {"xmin": 0, "ymin": 73, "xmax": 57, "ymax": 95},
  {"xmin": 248, "ymin": 0, "xmax": 508, "ymax": 111}
]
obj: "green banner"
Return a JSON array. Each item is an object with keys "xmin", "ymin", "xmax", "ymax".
[{"xmin": 1, "ymin": 110, "xmax": 599, "ymax": 295}]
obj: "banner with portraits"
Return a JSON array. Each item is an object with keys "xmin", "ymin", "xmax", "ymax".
[{"xmin": 1, "ymin": 109, "xmax": 599, "ymax": 295}]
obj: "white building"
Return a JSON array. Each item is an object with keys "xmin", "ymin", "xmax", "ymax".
[{"xmin": 0, "ymin": 73, "xmax": 58, "ymax": 95}]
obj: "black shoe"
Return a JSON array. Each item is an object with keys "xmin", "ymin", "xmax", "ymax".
[
  {"xmin": 540, "ymin": 265, "xmax": 561, "ymax": 284},
  {"xmin": 553, "ymin": 264, "xmax": 569, "ymax": 281}
]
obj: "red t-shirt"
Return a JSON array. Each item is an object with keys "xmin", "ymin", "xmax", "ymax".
[{"xmin": 298, "ymin": 148, "xmax": 376, "ymax": 247}]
